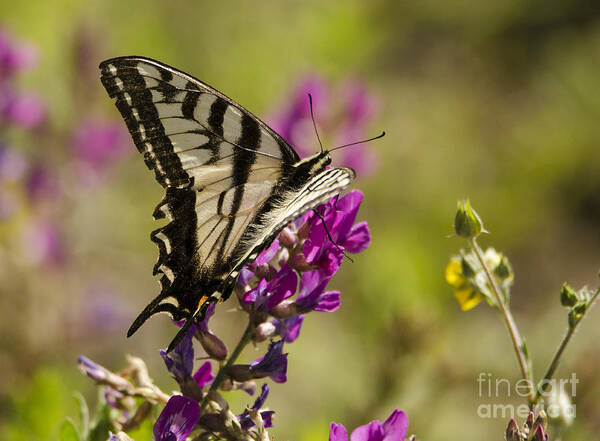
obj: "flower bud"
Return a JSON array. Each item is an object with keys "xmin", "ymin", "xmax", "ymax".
[
  {"xmin": 568, "ymin": 301, "xmax": 587, "ymax": 328},
  {"xmin": 524, "ymin": 411, "xmax": 534, "ymax": 431},
  {"xmin": 533, "ymin": 409, "xmax": 548, "ymax": 432},
  {"xmin": 493, "ymin": 256, "xmax": 513, "ymax": 280},
  {"xmin": 573, "ymin": 301, "xmax": 587, "ymax": 315},
  {"xmin": 560, "ymin": 283, "xmax": 578, "ymax": 307},
  {"xmin": 255, "ymin": 322, "xmax": 277, "ymax": 342},
  {"xmin": 197, "ymin": 330, "xmax": 228, "ymax": 361},
  {"xmin": 288, "ymin": 253, "xmax": 313, "ymax": 272},
  {"xmin": 278, "ymin": 247, "xmax": 290, "ymax": 266},
  {"xmin": 297, "ymin": 220, "xmax": 311, "ymax": 240},
  {"xmin": 530, "ymin": 425, "xmax": 546, "ymax": 441},
  {"xmin": 227, "ymin": 364, "xmax": 253, "ymax": 382},
  {"xmin": 505, "ymin": 418, "xmax": 520, "ymax": 441},
  {"xmin": 198, "ymin": 413, "xmax": 226, "ymax": 433},
  {"xmin": 269, "ymin": 299, "xmax": 297, "ymax": 319},
  {"xmin": 254, "ymin": 263, "xmax": 274, "ymax": 280},
  {"xmin": 279, "ymin": 227, "xmax": 297, "ymax": 248},
  {"xmin": 453, "ymin": 199, "xmax": 484, "ymax": 239},
  {"xmin": 232, "ymin": 380, "xmax": 257, "ymax": 396}
]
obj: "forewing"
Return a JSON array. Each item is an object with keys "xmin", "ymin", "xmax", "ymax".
[{"xmin": 99, "ymin": 56, "xmax": 300, "ymax": 189}]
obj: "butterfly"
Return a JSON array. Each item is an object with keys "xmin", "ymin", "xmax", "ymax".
[{"xmin": 100, "ymin": 56, "xmax": 358, "ymax": 351}]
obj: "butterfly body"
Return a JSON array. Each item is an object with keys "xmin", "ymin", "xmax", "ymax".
[{"xmin": 99, "ymin": 56, "xmax": 354, "ymax": 350}]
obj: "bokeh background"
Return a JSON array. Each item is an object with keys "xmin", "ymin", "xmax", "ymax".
[{"xmin": 1, "ymin": 1, "xmax": 600, "ymax": 440}]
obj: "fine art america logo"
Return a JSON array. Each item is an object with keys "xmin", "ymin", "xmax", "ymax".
[{"xmin": 476, "ymin": 372, "xmax": 577, "ymax": 421}]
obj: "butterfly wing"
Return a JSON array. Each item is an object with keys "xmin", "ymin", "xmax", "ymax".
[
  {"xmin": 220, "ymin": 166, "xmax": 356, "ymax": 297},
  {"xmin": 99, "ymin": 57, "xmax": 355, "ymax": 347}
]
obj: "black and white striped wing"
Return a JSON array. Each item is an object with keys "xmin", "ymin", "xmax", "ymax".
[
  {"xmin": 99, "ymin": 57, "xmax": 301, "ymax": 330},
  {"xmin": 220, "ymin": 166, "xmax": 355, "ymax": 295}
]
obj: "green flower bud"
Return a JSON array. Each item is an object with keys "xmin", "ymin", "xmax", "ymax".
[
  {"xmin": 573, "ymin": 301, "xmax": 587, "ymax": 315},
  {"xmin": 560, "ymin": 283, "xmax": 578, "ymax": 307},
  {"xmin": 454, "ymin": 199, "xmax": 484, "ymax": 239},
  {"xmin": 493, "ymin": 255, "xmax": 513, "ymax": 280},
  {"xmin": 568, "ymin": 303, "xmax": 586, "ymax": 329}
]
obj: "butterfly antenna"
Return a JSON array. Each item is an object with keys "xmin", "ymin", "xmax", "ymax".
[
  {"xmin": 308, "ymin": 93, "xmax": 324, "ymax": 153},
  {"xmin": 329, "ymin": 131, "xmax": 386, "ymax": 152},
  {"xmin": 312, "ymin": 209, "xmax": 354, "ymax": 263}
]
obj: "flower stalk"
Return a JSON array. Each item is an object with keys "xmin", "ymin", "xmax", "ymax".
[
  {"xmin": 534, "ymin": 285, "xmax": 600, "ymax": 402},
  {"xmin": 469, "ymin": 237, "xmax": 534, "ymax": 403},
  {"xmin": 200, "ymin": 318, "xmax": 255, "ymax": 410}
]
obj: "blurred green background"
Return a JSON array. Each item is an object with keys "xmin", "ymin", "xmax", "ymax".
[{"xmin": 1, "ymin": 1, "xmax": 600, "ymax": 440}]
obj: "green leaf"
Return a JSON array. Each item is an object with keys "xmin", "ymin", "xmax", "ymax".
[
  {"xmin": 59, "ymin": 418, "xmax": 80, "ymax": 441},
  {"xmin": 89, "ymin": 403, "xmax": 116, "ymax": 441},
  {"xmin": 73, "ymin": 392, "xmax": 89, "ymax": 440}
]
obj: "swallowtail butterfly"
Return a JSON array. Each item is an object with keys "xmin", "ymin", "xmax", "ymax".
[{"xmin": 100, "ymin": 56, "xmax": 356, "ymax": 351}]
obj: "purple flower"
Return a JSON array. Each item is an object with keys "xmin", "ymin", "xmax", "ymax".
[
  {"xmin": 268, "ymin": 76, "xmax": 329, "ymax": 158},
  {"xmin": 1, "ymin": 90, "xmax": 45, "ymax": 128},
  {"xmin": 303, "ymin": 190, "xmax": 371, "ymax": 275},
  {"xmin": 254, "ymin": 238, "xmax": 280, "ymax": 266},
  {"xmin": 0, "ymin": 144, "xmax": 27, "ymax": 182},
  {"xmin": 196, "ymin": 302, "xmax": 216, "ymax": 333},
  {"xmin": 273, "ymin": 315, "xmax": 304, "ymax": 343},
  {"xmin": 25, "ymin": 163, "xmax": 59, "ymax": 203},
  {"xmin": 104, "ymin": 387, "xmax": 126, "ymax": 410},
  {"xmin": 238, "ymin": 239, "xmax": 281, "ymax": 287},
  {"xmin": 71, "ymin": 118, "xmax": 129, "ymax": 177},
  {"xmin": 192, "ymin": 361, "xmax": 214, "ymax": 388},
  {"xmin": 78, "ymin": 285, "xmax": 128, "ymax": 334},
  {"xmin": 295, "ymin": 270, "xmax": 340, "ymax": 313},
  {"xmin": 238, "ymin": 383, "xmax": 275, "ymax": 430},
  {"xmin": 194, "ymin": 303, "xmax": 228, "ymax": 360},
  {"xmin": 0, "ymin": 31, "xmax": 37, "ymax": 80},
  {"xmin": 153, "ymin": 395, "xmax": 201, "ymax": 441},
  {"xmin": 335, "ymin": 80, "xmax": 380, "ymax": 176},
  {"xmin": 329, "ymin": 409, "xmax": 409, "ymax": 441},
  {"xmin": 77, "ymin": 355, "xmax": 109, "ymax": 382},
  {"xmin": 249, "ymin": 340, "xmax": 288, "ymax": 383},
  {"xmin": 267, "ymin": 75, "xmax": 379, "ymax": 175},
  {"xmin": 160, "ymin": 327, "xmax": 194, "ymax": 384},
  {"xmin": 21, "ymin": 220, "xmax": 65, "ymax": 267},
  {"xmin": 242, "ymin": 265, "xmax": 297, "ymax": 312}
]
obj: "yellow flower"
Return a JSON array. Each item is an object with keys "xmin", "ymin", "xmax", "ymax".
[
  {"xmin": 453, "ymin": 287, "xmax": 483, "ymax": 311},
  {"xmin": 445, "ymin": 257, "xmax": 483, "ymax": 310}
]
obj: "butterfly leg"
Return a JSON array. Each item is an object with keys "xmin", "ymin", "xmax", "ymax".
[
  {"xmin": 333, "ymin": 194, "xmax": 340, "ymax": 210},
  {"xmin": 312, "ymin": 209, "xmax": 354, "ymax": 263}
]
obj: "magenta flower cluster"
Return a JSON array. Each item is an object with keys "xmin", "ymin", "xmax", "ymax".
[
  {"xmin": 0, "ymin": 28, "xmax": 130, "ymax": 271},
  {"xmin": 0, "ymin": 31, "xmax": 45, "ymax": 129},
  {"xmin": 238, "ymin": 190, "xmax": 371, "ymax": 345},
  {"xmin": 268, "ymin": 75, "xmax": 380, "ymax": 176},
  {"xmin": 330, "ymin": 409, "xmax": 409, "ymax": 441},
  {"xmin": 150, "ymin": 190, "xmax": 373, "ymax": 440}
]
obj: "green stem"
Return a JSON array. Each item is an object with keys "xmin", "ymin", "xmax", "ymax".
[
  {"xmin": 533, "ymin": 286, "xmax": 600, "ymax": 403},
  {"xmin": 470, "ymin": 237, "xmax": 534, "ymax": 403},
  {"xmin": 199, "ymin": 319, "xmax": 254, "ymax": 411}
]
